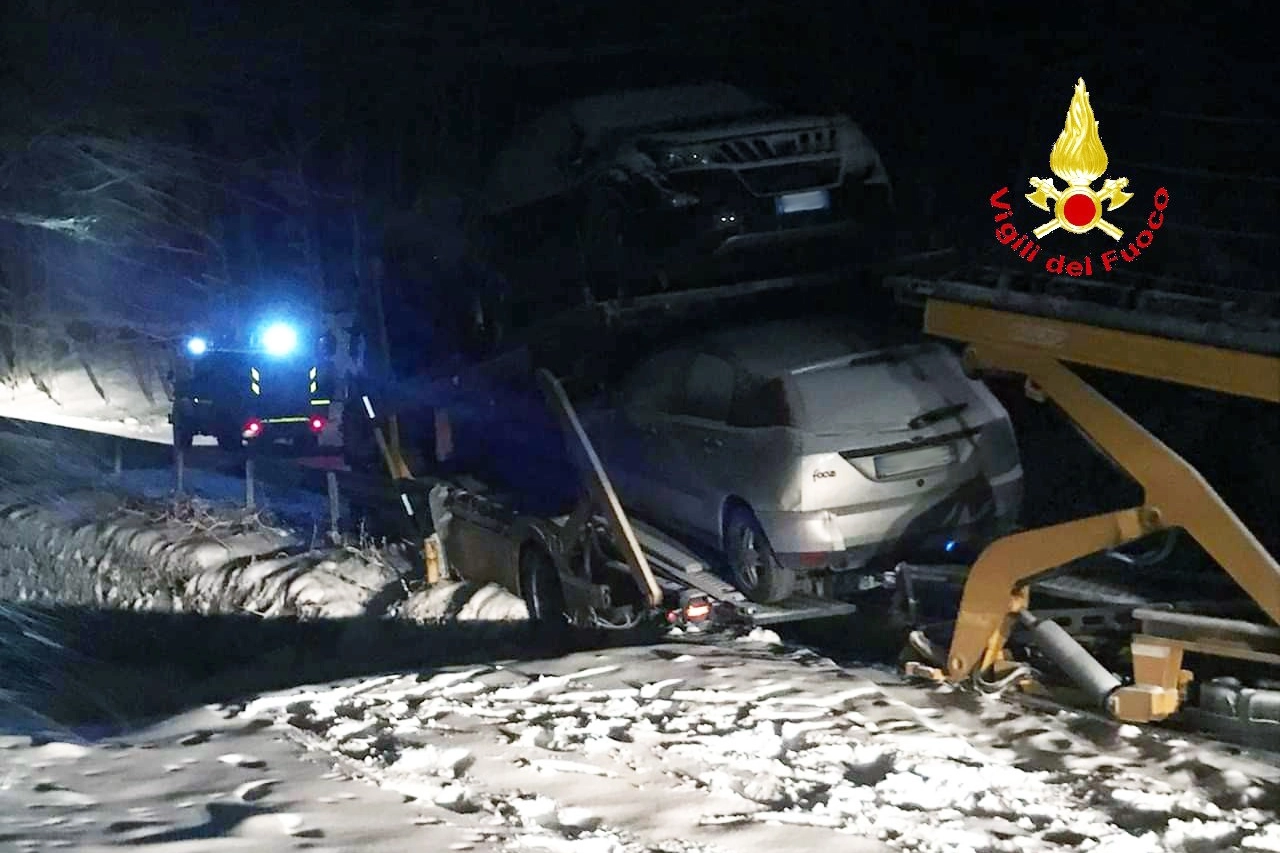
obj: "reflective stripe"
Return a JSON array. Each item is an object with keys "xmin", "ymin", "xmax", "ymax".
[
  {"xmin": 362, "ymin": 396, "xmax": 375, "ymax": 419},
  {"xmin": 400, "ymin": 493, "xmax": 414, "ymax": 516}
]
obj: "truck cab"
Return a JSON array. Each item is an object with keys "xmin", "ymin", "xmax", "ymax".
[{"xmin": 170, "ymin": 321, "xmax": 336, "ymax": 452}]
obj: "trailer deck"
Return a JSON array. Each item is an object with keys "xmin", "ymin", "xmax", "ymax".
[{"xmin": 626, "ymin": 516, "xmax": 860, "ymax": 626}]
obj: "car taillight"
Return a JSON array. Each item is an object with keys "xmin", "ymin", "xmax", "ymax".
[
  {"xmin": 242, "ymin": 418, "xmax": 262, "ymax": 438},
  {"xmin": 309, "ymin": 416, "xmax": 326, "ymax": 433},
  {"xmin": 795, "ymin": 551, "xmax": 831, "ymax": 568}
]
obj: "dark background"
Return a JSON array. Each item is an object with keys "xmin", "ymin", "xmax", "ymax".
[
  {"xmin": 3, "ymin": 2, "xmax": 1273, "ymax": 309},
  {"xmin": 0, "ymin": 2, "xmax": 1276, "ymax": 554}
]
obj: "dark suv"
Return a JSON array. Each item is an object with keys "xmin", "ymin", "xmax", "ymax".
[{"xmin": 481, "ymin": 82, "xmax": 893, "ymax": 302}]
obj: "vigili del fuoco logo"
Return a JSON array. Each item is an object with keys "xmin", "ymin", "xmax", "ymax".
[{"xmin": 988, "ymin": 78, "xmax": 1169, "ymax": 277}]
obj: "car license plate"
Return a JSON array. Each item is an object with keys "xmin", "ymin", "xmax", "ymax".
[
  {"xmin": 873, "ymin": 443, "xmax": 956, "ymax": 478},
  {"xmin": 775, "ymin": 189, "xmax": 830, "ymax": 214}
]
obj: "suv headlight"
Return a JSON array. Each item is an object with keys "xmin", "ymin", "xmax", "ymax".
[{"xmin": 654, "ymin": 147, "xmax": 713, "ymax": 170}]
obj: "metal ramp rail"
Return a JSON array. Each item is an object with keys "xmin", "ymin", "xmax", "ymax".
[
  {"xmin": 628, "ymin": 516, "xmax": 859, "ymax": 627},
  {"xmin": 889, "ymin": 265, "xmax": 1280, "ymax": 357}
]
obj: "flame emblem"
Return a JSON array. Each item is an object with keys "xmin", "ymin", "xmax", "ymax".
[{"xmin": 1025, "ymin": 78, "xmax": 1133, "ymax": 241}]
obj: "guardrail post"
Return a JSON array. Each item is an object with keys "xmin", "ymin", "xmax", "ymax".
[
  {"xmin": 174, "ymin": 448, "xmax": 185, "ymax": 495},
  {"xmin": 326, "ymin": 470, "xmax": 340, "ymax": 543},
  {"xmin": 245, "ymin": 456, "xmax": 256, "ymax": 510},
  {"xmin": 113, "ymin": 439, "xmax": 123, "ymax": 477}
]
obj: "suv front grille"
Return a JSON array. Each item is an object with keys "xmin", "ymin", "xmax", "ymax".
[
  {"xmin": 736, "ymin": 160, "xmax": 842, "ymax": 195},
  {"xmin": 711, "ymin": 127, "xmax": 838, "ymax": 164}
]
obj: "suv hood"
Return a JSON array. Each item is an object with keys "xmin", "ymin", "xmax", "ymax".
[{"xmin": 641, "ymin": 114, "xmax": 848, "ymax": 145}]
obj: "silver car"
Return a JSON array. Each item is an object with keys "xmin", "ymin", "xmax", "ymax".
[{"xmin": 582, "ymin": 318, "xmax": 1024, "ymax": 603}]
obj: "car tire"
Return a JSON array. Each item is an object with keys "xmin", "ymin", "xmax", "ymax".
[
  {"xmin": 520, "ymin": 544, "xmax": 579, "ymax": 649},
  {"xmin": 725, "ymin": 506, "xmax": 796, "ymax": 604}
]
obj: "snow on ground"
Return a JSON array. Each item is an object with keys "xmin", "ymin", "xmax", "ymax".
[
  {"xmin": 0, "ymin": 465, "xmax": 391, "ymax": 619},
  {"xmin": 1, "ymin": 428, "xmax": 1278, "ymax": 852},
  {"xmin": 0, "ymin": 703, "xmax": 479, "ymax": 852},
  {"xmin": 224, "ymin": 640, "xmax": 1280, "ymax": 853},
  {"xmin": 4, "ymin": 636, "xmax": 1275, "ymax": 853},
  {"xmin": 0, "ymin": 429, "xmax": 419, "ymax": 619},
  {"xmin": 0, "ymin": 342, "xmax": 174, "ymax": 443},
  {"xmin": 0, "ymin": 470, "xmax": 529, "ymax": 624}
]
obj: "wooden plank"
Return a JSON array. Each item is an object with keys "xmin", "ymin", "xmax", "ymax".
[{"xmin": 535, "ymin": 368, "xmax": 663, "ymax": 607}]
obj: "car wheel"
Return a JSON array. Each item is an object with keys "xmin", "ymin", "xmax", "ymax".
[
  {"xmin": 725, "ymin": 506, "xmax": 796, "ymax": 604},
  {"xmin": 520, "ymin": 544, "xmax": 580, "ymax": 649}
]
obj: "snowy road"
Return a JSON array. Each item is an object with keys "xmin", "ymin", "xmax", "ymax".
[
  {"xmin": 1, "ymin": 414, "xmax": 1279, "ymax": 852},
  {"xmin": 3, "ymin": 634, "xmax": 1278, "ymax": 852}
]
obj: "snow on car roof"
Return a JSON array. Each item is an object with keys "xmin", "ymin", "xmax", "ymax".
[
  {"xmin": 694, "ymin": 318, "xmax": 884, "ymax": 378},
  {"xmin": 565, "ymin": 83, "xmax": 773, "ymax": 136},
  {"xmin": 483, "ymin": 83, "xmax": 775, "ymax": 213}
]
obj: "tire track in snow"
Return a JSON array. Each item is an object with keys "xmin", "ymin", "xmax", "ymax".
[{"xmin": 236, "ymin": 637, "xmax": 1280, "ymax": 853}]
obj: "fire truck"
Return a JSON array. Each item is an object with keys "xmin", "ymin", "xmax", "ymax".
[{"xmin": 170, "ymin": 317, "xmax": 336, "ymax": 452}]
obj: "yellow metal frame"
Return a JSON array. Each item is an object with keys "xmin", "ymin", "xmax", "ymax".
[{"xmin": 923, "ymin": 300, "xmax": 1280, "ymax": 721}]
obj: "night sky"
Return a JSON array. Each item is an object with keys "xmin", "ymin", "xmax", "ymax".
[{"xmin": 2, "ymin": 3, "xmax": 1273, "ymax": 324}]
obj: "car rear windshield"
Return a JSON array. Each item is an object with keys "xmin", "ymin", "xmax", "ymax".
[
  {"xmin": 783, "ymin": 347, "xmax": 941, "ymax": 433},
  {"xmin": 726, "ymin": 377, "xmax": 794, "ymax": 428}
]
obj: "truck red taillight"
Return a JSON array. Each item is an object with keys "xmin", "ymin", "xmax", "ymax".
[
  {"xmin": 309, "ymin": 416, "xmax": 326, "ymax": 433},
  {"xmin": 242, "ymin": 418, "xmax": 262, "ymax": 438},
  {"xmin": 666, "ymin": 596, "xmax": 714, "ymax": 625},
  {"xmin": 684, "ymin": 599, "xmax": 713, "ymax": 621}
]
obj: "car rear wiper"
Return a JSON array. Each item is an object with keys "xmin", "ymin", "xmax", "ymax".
[{"xmin": 908, "ymin": 402, "xmax": 969, "ymax": 430}]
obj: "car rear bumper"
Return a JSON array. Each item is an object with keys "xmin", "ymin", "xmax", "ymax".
[{"xmin": 760, "ymin": 467, "xmax": 1024, "ymax": 572}]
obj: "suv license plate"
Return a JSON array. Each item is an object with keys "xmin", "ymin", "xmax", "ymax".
[{"xmin": 775, "ymin": 189, "xmax": 830, "ymax": 214}]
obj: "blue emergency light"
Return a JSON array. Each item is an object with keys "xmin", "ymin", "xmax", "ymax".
[{"xmin": 261, "ymin": 322, "xmax": 299, "ymax": 357}]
